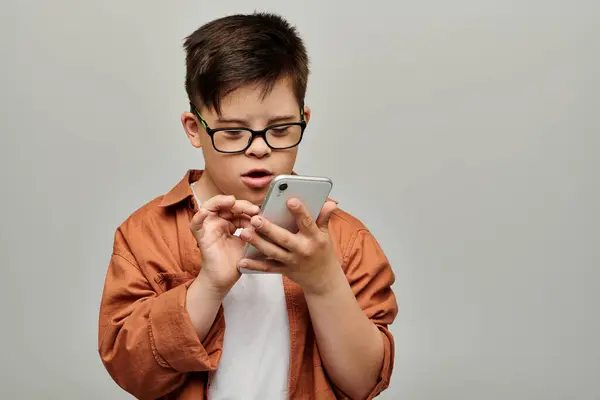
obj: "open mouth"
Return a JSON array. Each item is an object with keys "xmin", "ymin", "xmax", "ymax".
[
  {"xmin": 243, "ymin": 170, "xmax": 273, "ymax": 178},
  {"xmin": 241, "ymin": 169, "xmax": 274, "ymax": 188}
]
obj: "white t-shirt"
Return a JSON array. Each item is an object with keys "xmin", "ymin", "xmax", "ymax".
[{"xmin": 208, "ymin": 272, "xmax": 290, "ymax": 400}]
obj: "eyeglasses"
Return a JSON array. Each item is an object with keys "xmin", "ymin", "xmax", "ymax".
[{"xmin": 190, "ymin": 103, "xmax": 307, "ymax": 154}]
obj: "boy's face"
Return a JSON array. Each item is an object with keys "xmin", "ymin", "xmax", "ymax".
[{"xmin": 181, "ymin": 77, "xmax": 310, "ymax": 205}]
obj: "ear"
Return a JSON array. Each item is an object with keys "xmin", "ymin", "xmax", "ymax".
[
  {"xmin": 181, "ymin": 112, "xmax": 202, "ymax": 149},
  {"xmin": 303, "ymin": 105, "xmax": 311, "ymax": 124}
]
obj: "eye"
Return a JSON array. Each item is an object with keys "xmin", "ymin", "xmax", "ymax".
[
  {"xmin": 222, "ymin": 130, "xmax": 246, "ymax": 137},
  {"xmin": 270, "ymin": 126, "xmax": 291, "ymax": 136}
]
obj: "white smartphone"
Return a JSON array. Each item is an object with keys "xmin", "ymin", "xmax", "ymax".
[{"xmin": 239, "ymin": 174, "xmax": 333, "ymax": 274}]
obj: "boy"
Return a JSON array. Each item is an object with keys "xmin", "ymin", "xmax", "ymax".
[{"xmin": 98, "ymin": 12, "xmax": 397, "ymax": 400}]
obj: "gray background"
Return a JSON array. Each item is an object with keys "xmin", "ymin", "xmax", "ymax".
[{"xmin": 1, "ymin": 0, "xmax": 599, "ymax": 399}]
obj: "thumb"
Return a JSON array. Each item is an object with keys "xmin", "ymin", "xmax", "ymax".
[{"xmin": 316, "ymin": 201, "xmax": 337, "ymax": 231}]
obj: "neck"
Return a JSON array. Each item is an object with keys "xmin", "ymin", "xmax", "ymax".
[{"xmin": 192, "ymin": 169, "xmax": 222, "ymax": 203}]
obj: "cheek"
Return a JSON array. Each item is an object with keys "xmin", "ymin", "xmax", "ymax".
[
  {"xmin": 199, "ymin": 134, "xmax": 213, "ymax": 149},
  {"xmin": 204, "ymin": 151, "xmax": 231, "ymax": 173},
  {"xmin": 204, "ymin": 152, "xmax": 243, "ymax": 181},
  {"xmin": 275, "ymin": 149, "xmax": 299, "ymax": 170}
]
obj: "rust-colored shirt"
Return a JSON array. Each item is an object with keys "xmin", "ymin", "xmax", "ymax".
[{"xmin": 98, "ymin": 170, "xmax": 398, "ymax": 400}]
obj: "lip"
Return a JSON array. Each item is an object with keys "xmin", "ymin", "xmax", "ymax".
[{"xmin": 241, "ymin": 169, "xmax": 274, "ymax": 189}]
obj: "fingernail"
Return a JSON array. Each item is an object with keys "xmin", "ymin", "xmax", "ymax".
[
  {"xmin": 238, "ymin": 260, "xmax": 247, "ymax": 268},
  {"xmin": 289, "ymin": 199, "xmax": 299, "ymax": 208},
  {"xmin": 251, "ymin": 216, "xmax": 263, "ymax": 228},
  {"xmin": 240, "ymin": 229, "xmax": 252, "ymax": 240}
]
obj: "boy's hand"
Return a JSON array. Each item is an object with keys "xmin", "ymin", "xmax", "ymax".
[
  {"xmin": 238, "ymin": 199, "xmax": 340, "ymax": 295},
  {"xmin": 189, "ymin": 195, "xmax": 260, "ymax": 297}
]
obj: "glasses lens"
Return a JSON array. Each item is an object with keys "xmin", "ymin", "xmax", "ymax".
[
  {"xmin": 213, "ymin": 129, "xmax": 252, "ymax": 152},
  {"xmin": 266, "ymin": 124, "xmax": 303, "ymax": 149}
]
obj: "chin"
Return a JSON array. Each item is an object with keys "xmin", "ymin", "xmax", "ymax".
[{"xmin": 243, "ymin": 189, "xmax": 269, "ymax": 206}]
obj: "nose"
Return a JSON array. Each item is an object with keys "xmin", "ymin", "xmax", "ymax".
[{"xmin": 245, "ymin": 136, "xmax": 271, "ymax": 158}]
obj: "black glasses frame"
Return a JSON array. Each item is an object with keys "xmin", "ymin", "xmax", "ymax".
[{"xmin": 190, "ymin": 103, "xmax": 307, "ymax": 154}]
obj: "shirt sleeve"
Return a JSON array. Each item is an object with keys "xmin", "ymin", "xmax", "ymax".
[
  {"xmin": 98, "ymin": 229, "xmax": 225, "ymax": 400},
  {"xmin": 336, "ymin": 228, "xmax": 399, "ymax": 400}
]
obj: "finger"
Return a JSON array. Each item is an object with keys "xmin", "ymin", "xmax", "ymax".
[
  {"xmin": 315, "ymin": 201, "xmax": 338, "ymax": 232},
  {"xmin": 237, "ymin": 258, "xmax": 286, "ymax": 274},
  {"xmin": 287, "ymin": 198, "xmax": 319, "ymax": 236},
  {"xmin": 217, "ymin": 210, "xmax": 234, "ymax": 219},
  {"xmin": 239, "ymin": 228, "xmax": 293, "ymax": 264},
  {"xmin": 249, "ymin": 215, "xmax": 299, "ymax": 252},
  {"xmin": 230, "ymin": 200, "xmax": 261, "ymax": 216},
  {"xmin": 201, "ymin": 195, "xmax": 236, "ymax": 213},
  {"xmin": 189, "ymin": 208, "xmax": 209, "ymax": 232},
  {"xmin": 234, "ymin": 215, "xmax": 253, "ymax": 230},
  {"xmin": 228, "ymin": 216, "xmax": 253, "ymax": 236},
  {"xmin": 219, "ymin": 205, "xmax": 259, "ymax": 220}
]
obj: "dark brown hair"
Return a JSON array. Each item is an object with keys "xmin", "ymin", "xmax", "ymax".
[{"xmin": 184, "ymin": 12, "xmax": 309, "ymax": 113}]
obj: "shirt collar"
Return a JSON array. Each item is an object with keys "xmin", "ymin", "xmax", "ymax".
[{"xmin": 159, "ymin": 169, "xmax": 204, "ymax": 208}]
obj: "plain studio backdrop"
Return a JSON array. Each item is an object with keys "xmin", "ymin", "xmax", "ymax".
[{"xmin": 1, "ymin": 0, "xmax": 599, "ymax": 399}]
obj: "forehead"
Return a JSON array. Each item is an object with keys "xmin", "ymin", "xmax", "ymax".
[{"xmin": 215, "ymin": 77, "xmax": 300, "ymax": 118}]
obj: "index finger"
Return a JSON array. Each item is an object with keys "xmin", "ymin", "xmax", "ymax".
[
  {"xmin": 230, "ymin": 200, "xmax": 261, "ymax": 216},
  {"xmin": 201, "ymin": 195, "xmax": 236, "ymax": 212}
]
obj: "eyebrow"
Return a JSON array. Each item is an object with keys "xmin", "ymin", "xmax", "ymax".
[{"xmin": 216, "ymin": 114, "xmax": 298, "ymax": 126}]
